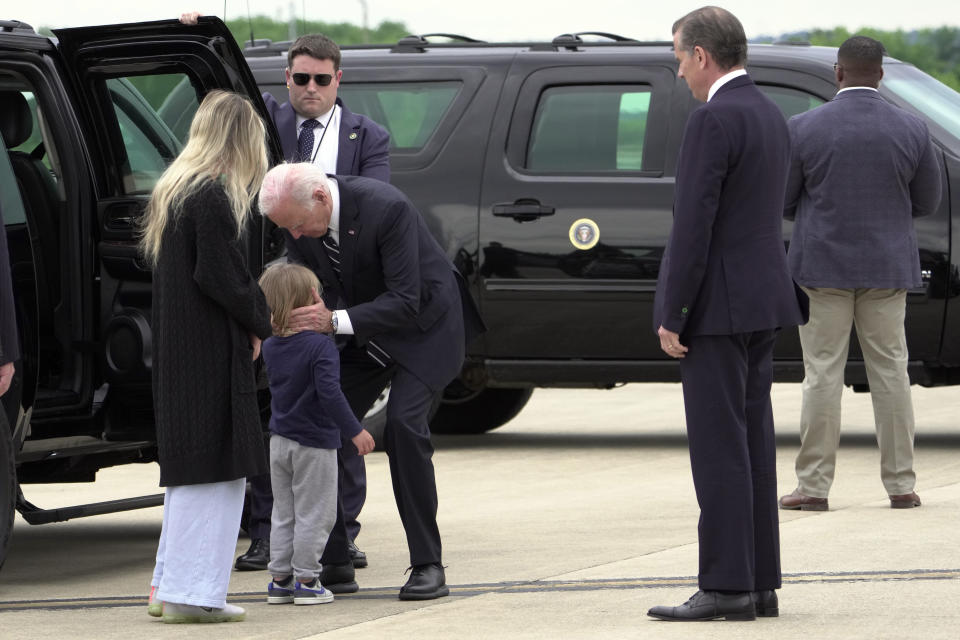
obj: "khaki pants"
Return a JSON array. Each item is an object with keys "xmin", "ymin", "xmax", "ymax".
[{"xmin": 795, "ymin": 287, "xmax": 916, "ymax": 497}]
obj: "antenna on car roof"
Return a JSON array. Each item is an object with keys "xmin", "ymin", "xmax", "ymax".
[{"xmin": 246, "ymin": 0, "xmax": 255, "ymax": 47}]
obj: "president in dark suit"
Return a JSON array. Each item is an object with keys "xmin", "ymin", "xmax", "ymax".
[
  {"xmin": 648, "ymin": 6, "xmax": 807, "ymax": 622},
  {"xmin": 258, "ymin": 162, "xmax": 484, "ymax": 600},
  {"xmin": 779, "ymin": 36, "xmax": 941, "ymax": 513}
]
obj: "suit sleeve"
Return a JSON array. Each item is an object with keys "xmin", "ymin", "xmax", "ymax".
[
  {"xmin": 909, "ymin": 128, "xmax": 942, "ymax": 218},
  {"xmin": 358, "ymin": 123, "xmax": 391, "ymax": 183},
  {"xmin": 312, "ymin": 338, "xmax": 363, "ymax": 439},
  {"xmin": 783, "ymin": 117, "xmax": 803, "ymax": 221},
  {"xmin": 661, "ymin": 108, "xmax": 729, "ymax": 334},
  {"xmin": 191, "ymin": 186, "xmax": 273, "ymax": 340},
  {"xmin": 344, "ymin": 200, "xmax": 423, "ymax": 339},
  {"xmin": 0, "ymin": 204, "xmax": 19, "ymax": 365}
]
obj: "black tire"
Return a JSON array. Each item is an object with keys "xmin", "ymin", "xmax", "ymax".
[
  {"xmin": 0, "ymin": 409, "xmax": 15, "ymax": 573},
  {"xmin": 430, "ymin": 386, "xmax": 534, "ymax": 435}
]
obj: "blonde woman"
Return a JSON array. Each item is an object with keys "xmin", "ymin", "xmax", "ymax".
[{"xmin": 141, "ymin": 90, "xmax": 272, "ymax": 624}]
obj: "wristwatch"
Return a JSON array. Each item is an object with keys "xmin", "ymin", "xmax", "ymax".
[{"xmin": 330, "ymin": 312, "xmax": 338, "ymax": 334}]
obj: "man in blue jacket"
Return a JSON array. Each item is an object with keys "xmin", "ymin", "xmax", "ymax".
[
  {"xmin": 779, "ymin": 36, "xmax": 941, "ymax": 513},
  {"xmin": 648, "ymin": 6, "xmax": 807, "ymax": 622}
]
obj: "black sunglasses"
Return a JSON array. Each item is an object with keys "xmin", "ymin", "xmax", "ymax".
[{"xmin": 291, "ymin": 72, "xmax": 333, "ymax": 87}]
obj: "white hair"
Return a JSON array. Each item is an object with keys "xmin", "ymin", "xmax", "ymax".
[{"xmin": 258, "ymin": 162, "xmax": 331, "ymax": 218}]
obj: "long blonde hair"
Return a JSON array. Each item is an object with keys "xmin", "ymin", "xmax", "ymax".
[
  {"xmin": 140, "ymin": 90, "xmax": 268, "ymax": 266},
  {"xmin": 258, "ymin": 262, "xmax": 322, "ymax": 336}
]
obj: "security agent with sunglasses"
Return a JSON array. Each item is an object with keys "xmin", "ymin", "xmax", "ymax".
[
  {"xmin": 180, "ymin": 14, "xmax": 391, "ymax": 575},
  {"xmin": 263, "ymin": 34, "xmax": 390, "ymax": 180}
]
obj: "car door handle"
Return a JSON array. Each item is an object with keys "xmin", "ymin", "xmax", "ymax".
[{"xmin": 492, "ymin": 199, "xmax": 556, "ymax": 223}]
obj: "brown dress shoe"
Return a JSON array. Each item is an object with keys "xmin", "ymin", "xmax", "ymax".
[
  {"xmin": 778, "ymin": 489, "xmax": 828, "ymax": 511},
  {"xmin": 889, "ymin": 492, "xmax": 921, "ymax": 509}
]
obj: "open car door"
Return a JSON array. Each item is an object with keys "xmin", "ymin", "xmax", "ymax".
[{"xmin": 51, "ymin": 17, "xmax": 280, "ymax": 435}]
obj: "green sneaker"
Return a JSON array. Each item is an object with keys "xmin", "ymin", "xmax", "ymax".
[
  {"xmin": 161, "ymin": 602, "xmax": 245, "ymax": 623},
  {"xmin": 147, "ymin": 585, "xmax": 162, "ymax": 617}
]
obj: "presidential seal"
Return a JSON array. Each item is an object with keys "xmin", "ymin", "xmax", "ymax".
[{"xmin": 569, "ymin": 218, "xmax": 599, "ymax": 250}]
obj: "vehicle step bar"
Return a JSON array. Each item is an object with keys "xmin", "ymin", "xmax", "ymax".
[{"xmin": 16, "ymin": 492, "xmax": 164, "ymax": 525}]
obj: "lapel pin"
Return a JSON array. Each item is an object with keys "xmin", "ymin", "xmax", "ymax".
[
  {"xmin": 349, "ymin": 132, "xmax": 358, "ymax": 140},
  {"xmin": 348, "ymin": 229, "xmax": 356, "ymax": 235}
]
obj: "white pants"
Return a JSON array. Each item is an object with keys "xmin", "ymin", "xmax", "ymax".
[
  {"xmin": 151, "ymin": 479, "xmax": 246, "ymax": 608},
  {"xmin": 795, "ymin": 287, "xmax": 916, "ymax": 497}
]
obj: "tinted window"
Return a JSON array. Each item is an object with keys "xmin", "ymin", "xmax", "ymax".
[
  {"xmin": 105, "ymin": 74, "xmax": 195, "ymax": 194},
  {"xmin": 527, "ymin": 85, "xmax": 652, "ymax": 172},
  {"xmin": 338, "ymin": 82, "xmax": 460, "ymax": 150},
  {"xmin": 759, "ymin": 85, "xmax": 825, "ymax": 119}
]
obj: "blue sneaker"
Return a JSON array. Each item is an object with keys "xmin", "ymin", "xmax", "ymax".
[
  {"xmin": 267, "ymin": 577, "xmax": 295, "ymax": 604},
  {"xmin": 294, "ymin": 579, "xmax": 335, "ymax": 605}
]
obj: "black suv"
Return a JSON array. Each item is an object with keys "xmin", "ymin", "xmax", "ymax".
[
  {"xmin": 2, "ymin": 18, "xmax": 959, "ymax": 568},
  {"xmin": 244, "ymin": 32, "xmax": 960, "ymax": 432}
]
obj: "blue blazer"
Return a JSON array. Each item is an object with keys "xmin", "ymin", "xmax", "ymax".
[
  {"xmin": 654, "ymin": 75, "xmax": 807, "ymax": 337},
  {"xmin": 263, "ymin": 93, "xmax": 391, "ymax": 182},
  {"xmin": 784, "ymin": 88, "xmax": 942, "ymax": 289},
  {"xmin": 284, "ymin": 176, "xmax": 485, "ymax": 391},
  {"xmin": 0, "ymin": 151, "xmax": 19, "ymax": 366}
]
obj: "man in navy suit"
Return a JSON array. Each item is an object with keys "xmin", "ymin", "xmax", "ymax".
[
  {"xmin": 779, "ymin": 36, "xmax": 941, "ymax": 513},
  {"xmin": 648, "ymin": 6, "xmax": 807, "ymax": 622},
  {"xmin": 261, "ymin": 33, "xmax": 390, "ymax": 181},
  {"xmin": 259, "ymin": 162, "xmax": 484, "ymax": 600}
]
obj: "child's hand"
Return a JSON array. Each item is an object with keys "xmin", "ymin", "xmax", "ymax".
[{"xmin": 351, "ymin": 429, "xmax": 375, "ymax": 455}]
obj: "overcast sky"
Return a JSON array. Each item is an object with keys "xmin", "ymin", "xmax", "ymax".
[{"xmin": 11, "ymin": 1, "xmax": 958, "ymax": 41}]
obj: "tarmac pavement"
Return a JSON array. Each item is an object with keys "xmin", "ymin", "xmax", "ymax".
[{"xmin": 1, "ymin": 382, "xmax": 959, "ymax": 639}]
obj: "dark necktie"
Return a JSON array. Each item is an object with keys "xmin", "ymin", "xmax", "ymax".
[
  {"xmin": 297, "ymin": 119, "xmax": 319, "ymax": 162},
  {"xmin": 323, "ymin": 232, "xmax": 341, "ymax": 277}
]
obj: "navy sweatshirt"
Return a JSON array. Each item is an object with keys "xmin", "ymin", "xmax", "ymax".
[{"xmin": 262, "ymin": 331, "xmax": 362, "ymax": 449}]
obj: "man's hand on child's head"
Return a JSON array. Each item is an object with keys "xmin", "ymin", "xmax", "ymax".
[
  {"xmin": 352, "ymin": 429, "xmax": 375, "ymax": 456},
  {"xmin": 288, "ymin": 289, "xmax": 333, "ymax": 333}
]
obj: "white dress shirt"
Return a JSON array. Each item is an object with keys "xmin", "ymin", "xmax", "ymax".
[
  {"xmin": 708, "ymin": 68, "xmax": 748, "ymax": 102},
  {"xmin": 296, "ymin": 104, "xmax": 341, "ymax": 173}
]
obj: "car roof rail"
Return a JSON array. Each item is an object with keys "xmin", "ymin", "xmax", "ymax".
[
  {"xmin": 0, "ymin": 19, "xmax": 36, "ymax": 33},
  {"xmin": 772, "ymin": 40, "xmax": 812, "ymax": 46},
  {"xmin": 391, "ymin": 33, "xmax": 486, "ymax": 53}
]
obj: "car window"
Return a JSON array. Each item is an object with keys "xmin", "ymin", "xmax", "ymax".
[
  {"xmin": 526, "ymin": 85, "xmax": 652, "ymax": 172},
  {"xmin": 0, "ymin": 145, "xmax": 27, "ymax": 226},
  {"xmin": 882, "ymin": 63, "xmax": 960, "ymax": 156},
  {"xmin": 104, "ymin": 74, "xmax": 195, "ymax": 194},
  {"xmin": 337, "ymin": 81, "xmax": 460, "ymax": 150},
  {"xmin": 758, "ymin": 85, "xmax": 825, "ymax": 119}
]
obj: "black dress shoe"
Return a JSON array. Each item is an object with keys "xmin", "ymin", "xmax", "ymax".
[
  {"xmin": 320, "ymin": 562, "xmax": 359, "ymax": 593},
  {"xmin": 647, "ymin": 590, "xmax": 756, "ymax": 621},
  {"xmin": 348, "ymin": 539, "xmax": 368, "ymax": 569},
  {"xmin": 398, "ymin": 563, "xmax": 449, "ymax": 601},
  {"xmin": 234, "ymin": 538, "xmax": 269, "ymax": 571},
  {"xmin": 753, "ymin": 589, "xmax": 779, "ymax": 617}
]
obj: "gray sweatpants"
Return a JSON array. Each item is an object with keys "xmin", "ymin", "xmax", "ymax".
[{"xmin": 267, "ymin": 434, "xmax": 338, "ymax": 582}]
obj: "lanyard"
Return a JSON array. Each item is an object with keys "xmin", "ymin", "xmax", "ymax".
[{"xmin": 308, "ymin": 105, "xmax": 338, "ymax": 166}]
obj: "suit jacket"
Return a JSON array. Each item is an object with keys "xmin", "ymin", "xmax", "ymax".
[
  {"xmin": 284, "ymin": 176, "xmax": 485, "ymax": 391},
  {"xmin": 784, "ymin": 88, "xmax": 942, "ymax": 289},
  {"xmin": 654, "ymin": 75, "xmax": 807, "ymax": 337},
  {"xmin": 0, "ymin": 150, "xmax": 20, "ymax": 366},
  {"xmin": 263, "ymin": 93, "xmax": 391, "ymax": 182}
]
